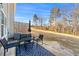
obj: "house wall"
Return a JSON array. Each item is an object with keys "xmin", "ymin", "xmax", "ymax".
[
  {"xmin": 0, "ymin": 3, "xmax": 16, "ymax": 39},
  {"xmin": 0, "ymin": 14, "xmax": 1, "ymax": 37}
]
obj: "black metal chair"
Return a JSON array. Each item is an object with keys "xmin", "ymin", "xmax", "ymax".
[
  {"xmin": 14, "ymin": 33, "xmax": 21, "ymax": 40},
  {"xmin": 33, "ymin": 34, "xmax": 44, "ymax": 44},
  {"xmin": 0, "ymin": 37, "xmax": 19, "ymax": 56}
]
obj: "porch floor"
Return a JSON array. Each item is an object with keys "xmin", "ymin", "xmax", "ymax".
[
  {"xmin": 16, "ymin": 42, "xmax": 55, "ymax": 56},
  {"xmin": 0, "ymin": 40, "xmax": 75, "ymax": 56}
]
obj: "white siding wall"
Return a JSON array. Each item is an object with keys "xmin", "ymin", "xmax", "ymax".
[
  {"xmin": 0, "ymin": 16, "xmax": 1, "ymax": 37},
  {"xmin": 0, "ymin": 3, "xmax": 16, "ymax": 39}
]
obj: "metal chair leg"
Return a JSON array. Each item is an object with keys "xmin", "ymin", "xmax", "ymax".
[
  {"xmin": 7, "ymin": 49, "xmax": 8, "ymax": 52},
  {"xmin": 24, "ymin": 42, "xmax": 27, "ymax": 50},
  {"xmin": 4, "ymin": 49, "xmax": 6, "ymax": 56},
  {"xmin": 42, "ymin": 40, "xmax": 43, "ymax": 45}
]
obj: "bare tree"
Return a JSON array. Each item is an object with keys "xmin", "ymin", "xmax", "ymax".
[
  {"xmin": 32, "ymin": 14, "xmax": 39, "ymax": 26},
  {"xmin": 38, "ymin": 16, "xmax": 46, "ymax": 29},
  {"xmin": 49, "ymin": 7, "xmax": 60, "ymax": 31},
  {"xmin": 39, "ymin": 17, "xmax": 43, "ymax": 27},
  {"xmin": 71, "ymin": 4, "xmax": 79, "ymax": 35},
  {"xmin": 61, "ymin": 16, "xmax": 67, "ymax": 33},
  {"xmin": 49, "ymin": 7, "xmax": 60, "ymax": 30}
]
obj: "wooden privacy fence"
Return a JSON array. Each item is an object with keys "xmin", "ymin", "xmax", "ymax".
[{"xmin": 14, "ymin": 22, "xmax": 29, "ymax": 34}]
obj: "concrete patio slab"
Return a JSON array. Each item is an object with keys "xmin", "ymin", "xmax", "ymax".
[{"xmin": 0, "ymin": 46, "xmax": 16, "ymax": 56}]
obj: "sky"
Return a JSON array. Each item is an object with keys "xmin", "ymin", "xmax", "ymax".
[{"xmin": 15, "ymin": 3, "xmax": 75, "ymax": 24}]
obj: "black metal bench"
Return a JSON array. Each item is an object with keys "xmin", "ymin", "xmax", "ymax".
[
  {"xmin": 20, "ymin": 33, "xmax": 32, "ymax": 43},
  {"xmin": 0, "ymin": 37, "xmax": 19, "ymax": 56}
]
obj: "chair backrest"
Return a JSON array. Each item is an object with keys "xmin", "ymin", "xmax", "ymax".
[
  {"xmin": 21, "ymin": 33, "xmax": 32, "ymax": 40},
  {"xmin": 21, "ymin": 34, "xmax": 28, "ymax": 38},
  {"xmin": 0, "ymin": 38, "xmax": 8, "ymax": 48},
  {"xmin": 27, "ymin": 34, "xmax": 32, "ymax": 38},
  {"xmin": 14, "ymin": 33, "xmax": 21, "ymax": 40},
  {"xmin": 39, "ymin": 34, "xmax": 43, "ymax": 40}
]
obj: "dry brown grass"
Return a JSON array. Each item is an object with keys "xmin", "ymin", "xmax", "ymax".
[
  {"xmin": 32, "ymin": 29, "xmax": 79, "ymax": 55},
  {"xmin": 32, "ymin": 26, "xmax": 79, "ymax": 36}
]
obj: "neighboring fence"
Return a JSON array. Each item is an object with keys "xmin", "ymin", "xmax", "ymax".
[{"xmin": 14, "ymin": 22, "xmax": 29, "ymax": 34}]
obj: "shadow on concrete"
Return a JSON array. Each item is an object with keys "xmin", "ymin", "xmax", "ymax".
[{"xmin": 16, "ymin": 42, "xmax": 55, "ymax": 56}]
